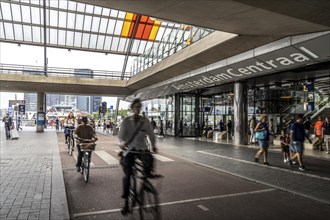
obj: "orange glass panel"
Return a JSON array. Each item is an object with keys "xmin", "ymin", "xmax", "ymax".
[
  {"xmin": 140, "ymin": 15, "xmax": 148, "ymax": 23},
  {"xmin": 135, "ymin": 23, "xmax": 145, "ymax": 39},
  {"xmin": 142, "ymin": 24, "xmax": 152, "ymax": 40}
]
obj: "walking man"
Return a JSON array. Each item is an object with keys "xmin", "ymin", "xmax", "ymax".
[
  {"xmin": 288, "ymin": 114, "xmax": 312, "ymax": 171},
  {"xmin": 2, "ymin": 113, "xmax": 13, "ymax": 140},
  {"xmin": 323, "ymin": 116, "xmax": 330, "ymax": 154}
]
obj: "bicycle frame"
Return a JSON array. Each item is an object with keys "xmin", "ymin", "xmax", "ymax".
[
  {"xmin": 125, "ymin": 151, "xmax": 163, "ymax": 220},
  {"xmin": 79, "ymin": 141, "xmax": 96, "ymax": 183}
]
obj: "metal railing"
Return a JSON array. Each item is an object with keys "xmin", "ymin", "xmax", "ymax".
[{"xmin": 0, "ymin": 63, "xmax": 132, "ymax": 80}]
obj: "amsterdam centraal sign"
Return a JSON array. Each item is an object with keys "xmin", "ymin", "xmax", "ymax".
[{"xmin": 172, "ymin": 31, "xmax": 330, "ymax": 91}]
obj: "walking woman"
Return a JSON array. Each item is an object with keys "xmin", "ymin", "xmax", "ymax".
[{"xmin": 254, "ymin": 114, "xmax": 270, "ymax": 165}]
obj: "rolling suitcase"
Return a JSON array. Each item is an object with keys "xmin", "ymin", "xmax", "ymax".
[{"xmin": 10, "ymin": 129, "xmax": 19, "ymax": 139}]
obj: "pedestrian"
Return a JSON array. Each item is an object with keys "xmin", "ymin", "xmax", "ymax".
[
  {"xmin": 288, "ymin": 114, "xmax": 312, "ymax": 171},
  {"xmin": 254, "ymin": 114, "xmax": 270, "ymax": 166},
  {"xmin": 2, "ymin": 113, "xmax": 13, "ymax": 140},
  {"xmin": 17, "ymin": 116, "xmax": 23, "ymax": 131},
  {"xmin": 219, "ymin": 119, "xmax": 225, "ymax": 132},
  {"xmin": 227, "ymin": 120, "xmax": 232, "ymax": 138},
  {"xmin": 157, "ymin": 116, "xmax": 164, "ymax": 136},
  {"xmin": 323, "ymin": 116, "xmax": 330, "ymax": 154},
  {"xmin": 280, "ymin": 129, "xmax": 290, "ymax": 162},
  {"xmin": 103, "ymin": 119, "xmax": 107, "ymax": 132},
  {"xmin": 249, "ymin": 116, "xmax": 256, "ymax": 144},
  {"xmin": 304, "ymin": 117, "xmax": 312, "ymax": 136},
  {"xmin": 118, "ymin": 98, "xmax": 157, "ymax": 215},
  {"xmin": 313, "ymin": 116, "xmax": 324, "ymax": 151}
]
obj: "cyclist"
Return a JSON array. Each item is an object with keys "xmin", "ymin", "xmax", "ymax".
[
  {"xmin": 64, "ymin": 112, "xmax": 76, "ymax": 144},
  {"xmin": 118, "ymin": 98, "xmax": 157, "ymax": 215},
  {"xmin": 74, "ymin": 116, "xmax": 98, "ymax": 172}
]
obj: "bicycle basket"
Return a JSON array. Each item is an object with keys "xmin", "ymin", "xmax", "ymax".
[{"xmin": 80, "ymin": 143, "xmax": 96, "ymax": 151}]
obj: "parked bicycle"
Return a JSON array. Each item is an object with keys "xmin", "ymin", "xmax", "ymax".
[
  {"xmin": 120, "ymin": 150, "xmax": 163, "ymax": 220},
  {"xmin": 66, "ymin": 127, "xmax": 75, "ymax": 156},
  {"xmin": 78, "ymin": 139, "xmax": 96, "ymax": 183}
]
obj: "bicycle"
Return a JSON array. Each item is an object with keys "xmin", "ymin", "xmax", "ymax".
[
  {"xmin": 66, "ymin": 127, "xmax": 75, "ymax": 156},
  {"xmin": 121, "ymin": 150, "xmax": 163, "ymax": 220},
  {"xmin": 78, "ymin": 140, "xmax": 96, "ymax": 183}
]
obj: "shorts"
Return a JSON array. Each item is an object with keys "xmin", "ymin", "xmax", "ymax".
[
  {"xmin": 289, "ymin": 144, "xmax": 296, "ymax": 153},
  {"xmin": 281, "ymin": 146, "xmax": 289, "ymax": 153},
  {"xmin": 292, "ymin": 141, "xmax": 304, "ymax": 153},
  {"xmin": 258, "ymin": 140, "xmax": 269, "ymax": 149}
]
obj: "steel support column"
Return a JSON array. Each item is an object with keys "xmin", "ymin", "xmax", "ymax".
[{"xmin": 233, "ymin": 82, "xmax": 248, "ymax": 145}]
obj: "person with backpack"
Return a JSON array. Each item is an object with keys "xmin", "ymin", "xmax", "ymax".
[
  {"xmin": 254, "ymin": 114, "xmax": 270, "ymax": 166},
  {"xmin": 288, "ymin": 114, "xmax": 312, "ymax": 171},
  {"xmin": 118, "ymin": 99, "xmax": 157, "ymax": 215}
]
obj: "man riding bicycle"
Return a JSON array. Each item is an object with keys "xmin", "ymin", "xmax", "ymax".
[
  {"xmin": 74, "ymin": 116, "xmax": 98, "ymax": 172},
  {"xmin": 118, "ymin": 98, "xmax": 157, "ymax": 215}
]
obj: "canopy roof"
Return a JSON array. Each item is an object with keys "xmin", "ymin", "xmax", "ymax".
[{"xmin": 0, "ymin": 0, "xmax": 214, "ymax": 76}]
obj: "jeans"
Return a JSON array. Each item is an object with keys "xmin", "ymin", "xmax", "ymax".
[{"xmin": 5, "ymin": 126, "xmax": 10, "ymax": 139}]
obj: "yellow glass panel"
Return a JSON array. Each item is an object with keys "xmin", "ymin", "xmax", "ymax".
[
  {"xmin": 125, "ymin": 12, "xmax": 134, "ymax": 21},
  {"xmin": 121, "ymin": 12, "xmax": 135, "ymax": 37},
  {"xmin": 121, "ymin": 21, "xmax": 131, "ymax": 37},
  {"xmin": 148, "ymin": 20, "xmax": 161, "ymax": 41}
]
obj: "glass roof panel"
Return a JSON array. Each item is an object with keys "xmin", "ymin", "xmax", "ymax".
[
  {"xmin": 21, "ymin": 5, "xmax": 31, "ymax": 23},
  {"xmin": 49, "ymin": 28, "xmax": 57, "ymax": 44},
  {"xmin": 0, "ymin": 22, "xmax": 5, "ymax": 39},
  {"xmin": 0, "ymin": 0, "xmax": 218, "ymax": 78},
  {"xmin": 66, "ymin": 30, "xmax": 74, "ymax": 46},
  {"xmin": 1, "ymin": 2, "xmax": 12, "ymax": 20},
  {"xmin": 25, "ymin": 26, "xmax": 31, "ymax": 42}
]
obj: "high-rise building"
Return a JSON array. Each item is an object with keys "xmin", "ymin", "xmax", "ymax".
[
  {"xmin": 24, "ymin": 93, "xmax": 37, "ymax": 112},
  {"xmin": 77, "ymin": 96, "xmax": 90, "ymax": 112},
  {"xmin": 91, "ymin": 96, "xmax": 102, "ymax": 113}
]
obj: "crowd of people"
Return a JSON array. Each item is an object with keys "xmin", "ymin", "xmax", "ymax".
[{"xmin": 251, "ymin": 114, "xmax": 330, "ymax": 171}]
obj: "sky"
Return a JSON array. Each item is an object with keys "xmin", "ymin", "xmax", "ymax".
[{"xmin": 0, "ymin": 42, "xmax": 131, "ymax": 110}]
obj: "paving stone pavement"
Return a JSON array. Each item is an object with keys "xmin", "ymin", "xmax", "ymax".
[{"xmin": 0, "ymin": 127, "xmax": 69, "ymax": 220}]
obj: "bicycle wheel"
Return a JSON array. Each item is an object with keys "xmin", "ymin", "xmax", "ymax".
[
  {"xmin": 83, "ymin": 153, "xmax": 90, "ymax": 183},
  {"xmin": 127, "ymin": 174, "xmax": 136, "ymax": 213},
  {"xmin": 139, "ymin": 182, "xmax": 160, "ymax": 220},
  {"xmin": 69, "ymin": 137, "xmax": 74, "ymax": 156}
]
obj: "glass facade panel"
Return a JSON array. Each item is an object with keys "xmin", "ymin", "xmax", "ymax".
[
  {"xmin": 114, "ymin": 20, "xmax": 123, "ymax": 35},
  {"xmin": 13, "ymin": 24, "xmax": 23, "ymax": 41},
  {"xmin": 68, "ymin": 1, "xmax": 77, "ymax": 11},
  {"xmin": 49, "ymin": 10, "xmax": 58, "ymax": 27},
  {"xmin": 110, "ymin": 37, "xmax": 119, "ymax": 51},
  {"xmin": 81, "ymin": 33, "xmax": 90, "ymax": 47},
  {"xmin": 75, "ymin": 14, "xmax": 84, "ymax": 30},
  {"xmin": 30, "ymin": 7, "xmax": 40, "ymax": 24},
  {"xmin": 0, "ymin": 23, "xmax": 5, "ymax": 39},
  {"xmin": 11, "ymin": 4, "xmax": 21, "ymax": 22}
]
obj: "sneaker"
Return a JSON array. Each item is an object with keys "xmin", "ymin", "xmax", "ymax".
[
  {"xmin": 76, "ymin": 167, "xmax": 80, "ymax": 172},
  {"xmin": 292, "ymin": 161, "xmax": 297, "ymax": 165},
  {"xmin": 287, "ymin": 160, "xmax": 293, "ymax": 167},
  {"xmin": 326, "ymin": 151, "xmax": 330, "ymax": 154},
  {"xmin": 284, "ymin": 159, "xmax": 287, "ymax": 163},
  {"xmin": 254, "ymin": 157, "xmax": 259, "ymax": 163},
  {"xmin": 299, "ymin": 166, "xmax": 306, "ymax": 171},
  {"xmin": 264, "ymin": 162, "xmax": 270, "ymax": 166}
]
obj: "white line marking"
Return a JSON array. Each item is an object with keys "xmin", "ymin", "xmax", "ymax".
[
  {"xmin": 94, "ymin": 151, "xmax": 119, "ymax": 165},
  {"xmin": 73, "ymin": 188, "xmax": 275, "ymax": 218},
  {"xmin": 72, "ymin": 152, "xmax": 94, "ymax": 166},
  {"xmin": 197, "ymin": 205, "xmax": 209, "ymax": 211},
  {"xmin": 154, "ymin": 154, "xmax": 174, "ymax": 162},
  {"xmin": 197, "ymin": 150, "xmax": 330, "ymax": 181}
]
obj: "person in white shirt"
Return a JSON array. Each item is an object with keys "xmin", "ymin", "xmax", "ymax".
[{"xmin": 118, "ymin": 99, "xmax": 157, "ymax": 215}]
